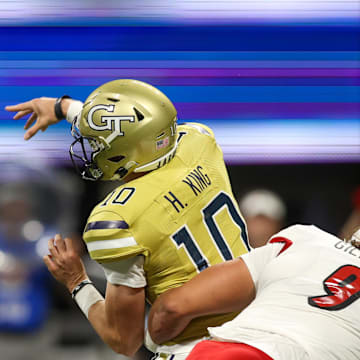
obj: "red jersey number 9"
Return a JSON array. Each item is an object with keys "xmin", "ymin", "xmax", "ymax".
[{"xmin": 308, "ymin": 265, "xmax": 360, "ymax": 311}]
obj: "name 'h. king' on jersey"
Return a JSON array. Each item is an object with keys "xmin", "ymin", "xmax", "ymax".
[{"xmin": 83, "ymin": 123, "xmax": 250, "ymax": 344}]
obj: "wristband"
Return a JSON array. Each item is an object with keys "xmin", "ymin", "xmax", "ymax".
[
  {"xmin": 71, "ymin": 279, "xmax": 93, "ymax": 299},
  {"xmin": 54, "ymin": 95, "xmax": 71, "ymax": 120},
  {"xmin": 72, "ymin": 279, "xmax": 104, "ymax": 318}
]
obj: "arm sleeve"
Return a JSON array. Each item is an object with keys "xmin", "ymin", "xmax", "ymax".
[
  {"xmin": 241, "ymin": 243, "xmax": 283, "ymax": 285},
  {"xmin": 66, "ymin": 100, "xmax": 83, "ymax": 124},
  {"xmin": 242, "ymin": 225, "xmax": 307, "ymax": 284},
  {"xmin": 100, "ymin": 255, "xmax": 146, "ymax": 288},
  {"xmin": 83, "ymin": 210, "xmax": 148, "ymax": 262}
]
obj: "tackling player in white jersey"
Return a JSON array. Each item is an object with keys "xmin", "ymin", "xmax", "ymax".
[{"xmin": 148, "ymin": 225, "xmax": 360, "ymax": 360}]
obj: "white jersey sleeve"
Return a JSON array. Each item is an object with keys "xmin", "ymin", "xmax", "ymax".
[
  {"xmin": 241, "ymin": 242, "xmax": 284, "ymax": 285},
  {"xmin": 242, "ymin": 225, "xmax": 322, "ymax": 285},
  {"xmin": 66, "ymin": 100, "xmax": 83, "ymax": 124},
  {"xmin": 242, "ymin": 224, "xmax": 325, "ymax": 285},
  {"xmin": 100, "ymin": 255, "xmax": 146, "ymax": 288}
]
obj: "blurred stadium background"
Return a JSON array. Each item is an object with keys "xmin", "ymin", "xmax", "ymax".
[{"xmin": 0, "ymin": 1, "xmax": 359, "ymax": 359}]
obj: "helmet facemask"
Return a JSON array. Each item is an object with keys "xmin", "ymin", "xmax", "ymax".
[
  {"xmin": 69, "ymin": 120, "xmax": 104, "ymax": 181},
  {"xmin": 70, "ymin": 119, "xmax": 138, "ymax": 181}
]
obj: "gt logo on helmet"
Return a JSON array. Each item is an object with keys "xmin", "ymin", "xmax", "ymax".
[{"xmin": 87, "ymin": 104, "xmax": 135, "ymax": 135}]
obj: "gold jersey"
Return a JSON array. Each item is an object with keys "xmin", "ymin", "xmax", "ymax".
[{"xmin": 83, "ymin": 123, "xmax": 250, "ymax": 344}]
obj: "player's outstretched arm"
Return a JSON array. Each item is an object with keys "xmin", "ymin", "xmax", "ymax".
[
  {"xmin": 148, "ymin": 258, "xmax": 256, "ymax": 344},
  {"xmin": 44, "ymin": 234, "xmax": 145, "ymax": 356},
  {"xmin": 5, "ymin": 97, "xmax": 74, "ymax": 140}
]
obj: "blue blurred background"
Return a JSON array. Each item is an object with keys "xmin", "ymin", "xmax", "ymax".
[
  {"xmin": 0, "ymin": 1, "xmax": 359, "ymax": 359},
  {"xmin": 1, "ymin": 0, "xmax": 359, "ymax": 164}
]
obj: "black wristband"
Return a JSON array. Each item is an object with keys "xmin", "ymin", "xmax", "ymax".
[
  {"xmin": 54, "ymin": 95, "xmax": 71, "ymax": 120},
  {"xmin": 71, "ymin": 279, "xmax": 93, "ymax": 299}
]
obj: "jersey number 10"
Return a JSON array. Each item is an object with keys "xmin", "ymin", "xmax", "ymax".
[{"xmin": 171, "ymin": 192, "xmax": 250, "ymax": 272}]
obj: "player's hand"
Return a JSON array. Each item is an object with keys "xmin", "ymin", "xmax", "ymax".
[
  {"xmin": 43, "ymin": 234, "xmax": 88, "ymax": 293},
  {"xmin": 5, "ymin": 97, "xmax": 71, "ymax": 140}
]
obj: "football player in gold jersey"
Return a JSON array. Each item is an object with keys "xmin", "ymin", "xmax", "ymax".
[{"xmin": 6, "ymin": 80, "xmax": 250, "ymax": 359}]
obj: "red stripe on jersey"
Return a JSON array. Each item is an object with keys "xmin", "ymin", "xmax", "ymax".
[{"xmin": 269, "ymin": 236, "xmax": 293, "ymax": 255}]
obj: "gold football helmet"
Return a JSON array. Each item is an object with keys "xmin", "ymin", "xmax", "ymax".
[{"xmin": 70, "ymin": 79, "xmax": 178, "ymax": 181}]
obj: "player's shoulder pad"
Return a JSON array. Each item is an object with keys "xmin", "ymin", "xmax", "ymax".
[
  {"xmin": 83, "ymin": 209, "xmax": 147, "ymax": 263},
  {"xmin": 181, "ymin": 122, "xmax": 215, "ymax": 138}
]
